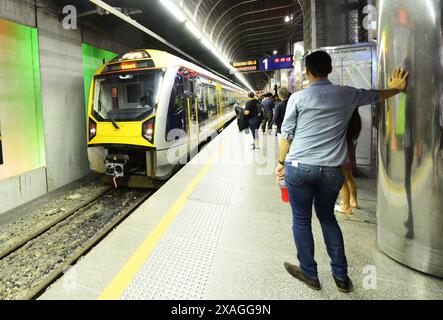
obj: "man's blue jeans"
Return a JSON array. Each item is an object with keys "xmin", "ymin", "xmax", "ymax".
[{"xmin": 285, "ymin": 162, "xmax": 348, "ymax": 280}]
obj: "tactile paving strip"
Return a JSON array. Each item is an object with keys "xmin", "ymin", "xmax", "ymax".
[
  {"xmin": 200, "ymin": 165, "xmax": 240, "ymax": 187},
  {"xmin": 122, "ymin": 201, "xmax": 228, "ymax": 300},
  {"xmin": 188, "ymin": 184, "xmax": 232, "ymax": 205},
  {"xmin": 121, "ymin": 167, "xmax": 239, "ymax": 300}
]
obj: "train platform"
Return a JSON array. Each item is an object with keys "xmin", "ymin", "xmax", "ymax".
[{"xmin": 39, "ymin": 123, "xmax": 443, "ymax": 300}]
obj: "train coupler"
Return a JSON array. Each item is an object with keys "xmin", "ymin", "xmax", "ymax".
[{"xmin": 105, "ymin": 154, "xmax": 129, "ymax": 179}]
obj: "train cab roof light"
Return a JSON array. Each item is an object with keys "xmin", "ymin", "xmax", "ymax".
[
  {"xmin": 121, "ymin": 51, "xmax": 150, "ymax": 60},
  {"xmin": 160, "ymin": 0, "xmax": 186, "ymax": 22}
]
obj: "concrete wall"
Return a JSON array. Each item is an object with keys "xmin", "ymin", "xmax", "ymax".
[
  {"xmin": 315, "ymin": 0, "xmax": 348, "ymax": 48},
  {"xmin": 37, "ymin": 6, "xmax": 90, "ymax": 192},
  {"xmin": 0, "ymin": 0, "xmax": 36, "ymax": 27},
  {"xmin": 0, "ymin": 168, "xmax": 47, "ymax": 213},
  {"xmin": 0, "ymin": 0, "xmax": 153, "ymax": 214},
  {"xmin": 0, "ymin": 0, "xmax": 47, "ymax": 214},
  {"xmin": 302, "ymin": 0, "xmax": 367, "ymax": 50}
]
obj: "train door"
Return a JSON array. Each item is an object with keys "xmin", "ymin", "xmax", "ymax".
[
  {"xmin": 165, "ymin": 71, "xmax": 188, "ymax": 167},
  {"xmin": 184, "ymin": 75, "xmax": 200, "ymax": 154},
  {"xmin": 216, "ymin": 84, "xmax": 223, "ymax": 129}
]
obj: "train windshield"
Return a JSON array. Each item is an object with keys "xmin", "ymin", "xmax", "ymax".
[{"xmin": 93, "ymin": 70, "xmax": 164, "ymax": 122}]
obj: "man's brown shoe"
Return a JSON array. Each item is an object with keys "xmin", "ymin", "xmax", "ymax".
[
  {"xmin": 332, "ymin": 275, "xmax": 354, "ymax": 293},
  {"xmin": 284, "ymin": 262, "xmax": 321, "ymax": 290}
]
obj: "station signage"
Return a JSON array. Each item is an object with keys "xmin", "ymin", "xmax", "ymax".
[
  {"xmin": 232, "ymin": 59, "xmax": 258, "ymax": 72},
  {"xmin": 259, "ymin": 55, "xmax": 293, "ymax": 71}
]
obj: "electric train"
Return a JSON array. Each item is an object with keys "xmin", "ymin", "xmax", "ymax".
[{"xmin": 86, "ymin": 49, "xmax": 246, "ymax": 187}]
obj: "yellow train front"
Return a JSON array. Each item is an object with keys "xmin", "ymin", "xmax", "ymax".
[{"xmin": 87, "ymin": 49, "xmax": 246, "ymax": 187}]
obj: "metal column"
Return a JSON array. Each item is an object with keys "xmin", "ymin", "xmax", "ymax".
[{"xmin": 377, "ymin": 0, "xmax": 443, "ymax": 277}]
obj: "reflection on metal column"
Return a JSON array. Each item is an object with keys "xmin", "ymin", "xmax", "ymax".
[{"xmin": 377, "ymin": 0, "xmax": 443, "ymax": 277}]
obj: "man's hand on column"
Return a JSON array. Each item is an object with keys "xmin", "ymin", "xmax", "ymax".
[{"xmin": 388, "ymin": 68, "xmax": 409, "ymax": 92}]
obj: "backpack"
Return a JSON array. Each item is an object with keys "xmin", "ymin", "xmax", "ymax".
[
  {"xmin": 236, "ymin": 106, "xmax": 249, "ymax": 131},
  {"xmin": 256, "ymin": 101, "xmax": 265, "ymax": 121}
]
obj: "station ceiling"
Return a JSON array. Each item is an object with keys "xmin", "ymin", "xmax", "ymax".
[{"xmin": 52, "ymin": 0, "xmax": 303, "ymax": 90}]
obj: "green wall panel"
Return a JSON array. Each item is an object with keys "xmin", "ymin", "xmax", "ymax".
[
  {"xmin": 0, "ymin": 19, "xmax": 45, "ymax": 179},
  {"xmin": 82, "ymin": 43, "xmax": 117, "ymax": 116}
]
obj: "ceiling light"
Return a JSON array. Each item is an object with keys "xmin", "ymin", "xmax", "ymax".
[
  {"xmin": 160, "ymin": 0, "xmax": 186, "ymax": 22},
  {"xmin": 90, "ymin": 0, "xmax": 247, "ymax": 91},
  {"xmin": 285, "ymin": 16, "xmax": 290, "ymax": 23},
  {"xmin": 185, "ymin": 21, "xmax": 202, "ymax": 39},
  {"xmin": 201, "ymin": 37, "xmax": 216, "ymax": 53},
  {"xmin": 273, "ymin": 50, "xmax": 278, "ymax": 55}
]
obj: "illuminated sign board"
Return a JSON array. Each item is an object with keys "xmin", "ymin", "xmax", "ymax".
[
  {"xmin": 232, "ymin": 59, "xmax": 258, "ymax": 72},
  {"xmin": 259, "ymin": 55, "xmax": 293, "ymax": 71}
]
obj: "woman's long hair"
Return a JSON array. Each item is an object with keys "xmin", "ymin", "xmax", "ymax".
[{"xmin": 347, "ymin": 109, "xmax": 362, "ymax": 143}]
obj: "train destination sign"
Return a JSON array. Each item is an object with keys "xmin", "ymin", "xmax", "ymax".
[
  {"xmin": 232, "ymin": 55, "xmax": 293, "ymax": 73},
  {"xmin": 232, "ymin": 59, "xmax": 258, "ymax": 72},
  {"xmin": 259, "ymin": 55, "xmax": 293, "ymax": 71}
]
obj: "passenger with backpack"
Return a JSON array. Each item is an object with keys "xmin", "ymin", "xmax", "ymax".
[
  {"xmin": 244, "ymin": 92, "xmax": 262, "ymax": 150},
  {"xmin": 235, "ymin": 104, "xmax": 249, "ymax": 132}
]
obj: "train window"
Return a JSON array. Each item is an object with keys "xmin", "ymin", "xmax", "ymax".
[
  {"xmin": 224, "ymin": 89, "xmax": 235, "ymax": 111},
  {"xmin": 126, "ymin": 84, "xmax": 139, "ymax": 103},
  {"xmin": 174, "ymin": 78, "xmax": 185, "ymax": 113},
  {"xmin": 207, "ymin": 85, "xmax": 217, "ymax": 119},
  {"xmin": 93, "ymin": 69, "xmax": 164, "ymax": 122},
  {"xmin": 197, "ymin": 83, "xmax": 208, "ymax": 127},
  {"xmin": 188, "ymin": 80, "xmax": 197, "ymax": 122},
  {"xmin": 0, "ymin": 118, "xmax": 3, "ymax": 165}
]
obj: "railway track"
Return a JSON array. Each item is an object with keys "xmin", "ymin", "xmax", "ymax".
[{"xmin": 0, "ymin": 188, "xmax": 153, "ymax": 300}]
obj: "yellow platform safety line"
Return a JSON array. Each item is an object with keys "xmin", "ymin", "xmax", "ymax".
[{"xmin": 99, "ymin": 144, "xmax": 224, "ymax": 300}]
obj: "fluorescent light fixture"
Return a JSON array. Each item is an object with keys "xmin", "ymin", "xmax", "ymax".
[
  {"xmin": 201, "ymin": 37, "xmax": 217, "ymax": 53},
  {"xmin": 160, "ymin": 0, "xmax": 186, "ymax": 22},
  {"xmin": 235, "ymin": 73, "xmax": 254, "ymax": 92},
  {"xmin": 90, "ymin": 0, "xmax": 248, "ymax": 91},
  {"xmin": 157, "ymin": 0, "xmax": 253, "ymax": 90},
  {"xmin": 185, "ymin": 21, "xmax": 202, "ymax": 39}
]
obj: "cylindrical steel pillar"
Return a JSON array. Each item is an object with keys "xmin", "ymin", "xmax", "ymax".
[{"xmin": 377, "ymin": 0, "xmax": 443, "ymax": 277}]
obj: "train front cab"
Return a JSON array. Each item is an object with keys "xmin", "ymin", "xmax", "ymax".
[{"xmin": 87, "ymin": 50, "xmax": 242, "ymax": 186}]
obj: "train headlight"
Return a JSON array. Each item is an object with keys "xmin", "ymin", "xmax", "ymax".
[
  {"xmin": 142, "ymin": 117, "xmax": 155, "ymax": 143},
  {"xmin": 89, "ymin": 118, "xmax": 97, "ymax": 141}
]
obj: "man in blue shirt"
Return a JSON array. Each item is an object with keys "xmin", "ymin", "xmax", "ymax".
[
  {"xmin": 275, "ymin": 51, "xmax": 409, "ymax": 292},
  {"xmin": 261, "ymin": 93, "xmax": 275, "ymax": 134}
]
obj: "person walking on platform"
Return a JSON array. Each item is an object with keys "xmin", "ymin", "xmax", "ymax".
[
  {"xmin": 335, "ymin": 109, "xmax": 362, "ymax": 215},
  {"xmin": 244, "ymin": 92, "xmax": 262, "ymax": 150},
  {"xmin": 275, "ymin": 51, "xmax": 409, "ymax": 293},
  {"xmin": 273, "ymin": 87, "xmax": 290, "ymax": 137},
  {"xmin": 261, "ymin": 93, "xmax": 275, "ymax": 134}
]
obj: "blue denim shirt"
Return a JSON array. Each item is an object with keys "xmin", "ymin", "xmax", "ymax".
[
  {"xmin": 281, "ymin": 80, "xmax": 379, "ymax": 166},
  {"xmin": 261, "ymin": 97, "xmax": 275, "ymax": 113}
]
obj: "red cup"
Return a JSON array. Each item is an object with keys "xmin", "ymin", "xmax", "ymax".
[{"xmin": 279, "ymin": 181, "xmax": 290, "ymax": 203}]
